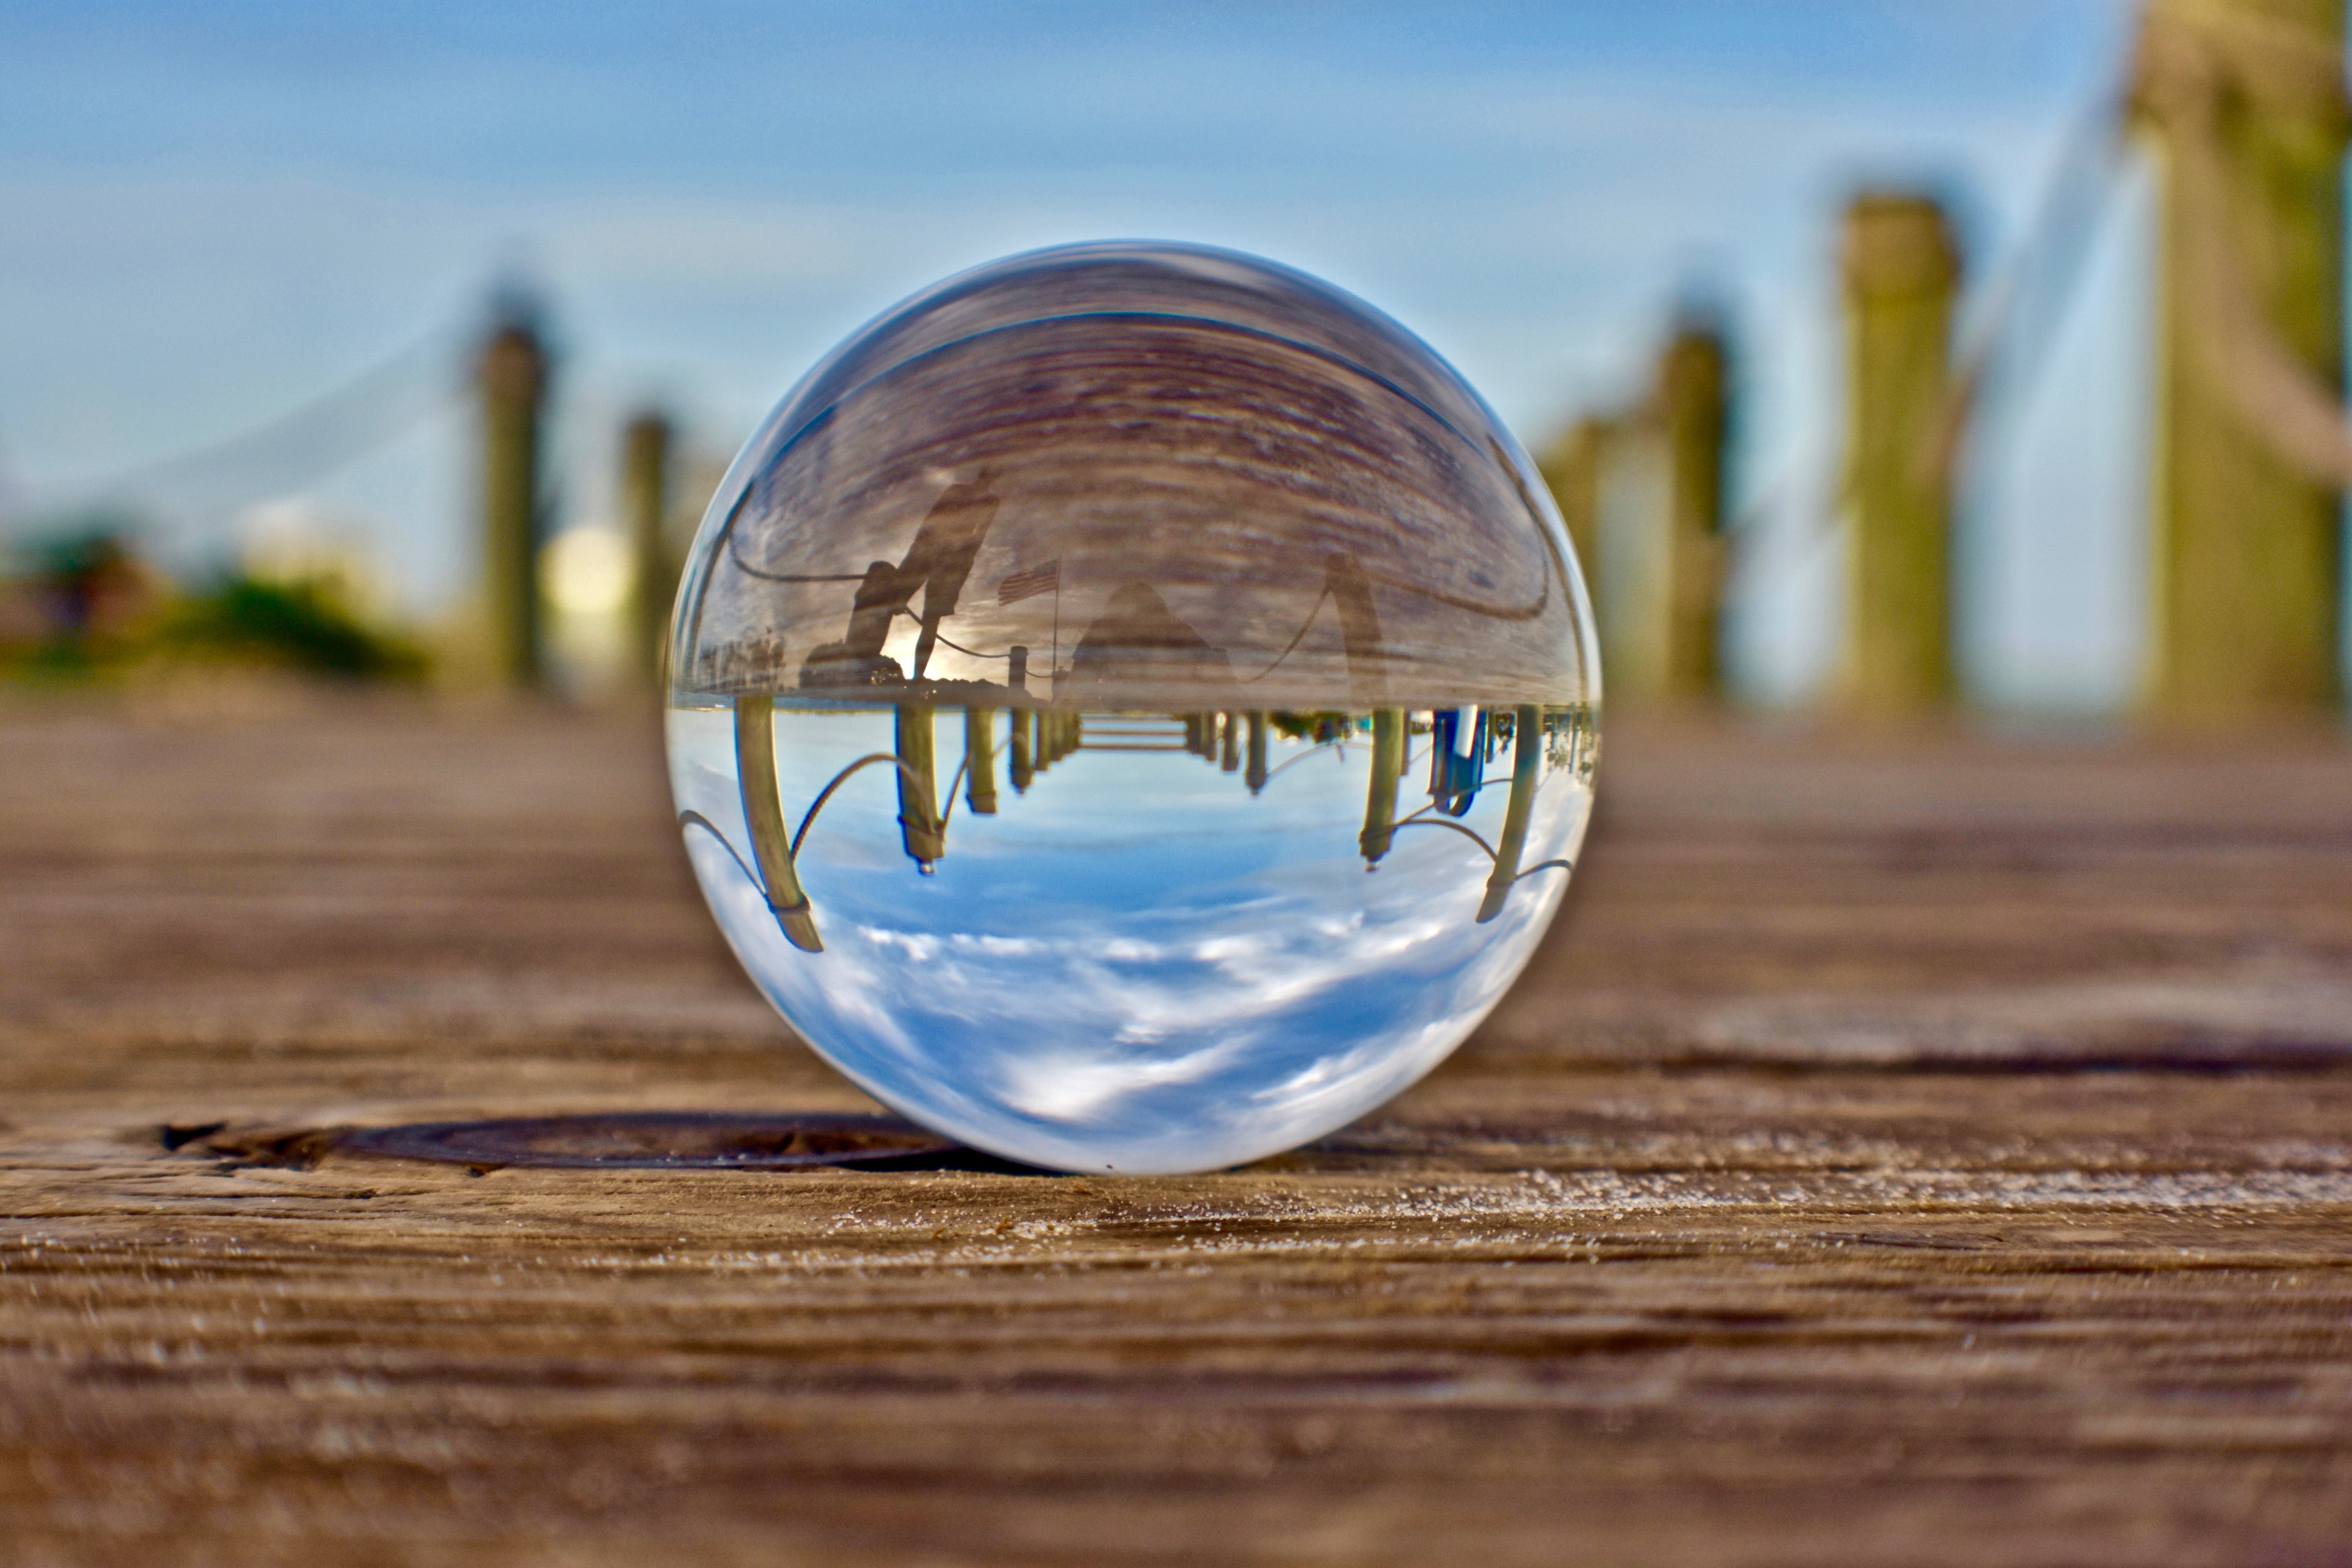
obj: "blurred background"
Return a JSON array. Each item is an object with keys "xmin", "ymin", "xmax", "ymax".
[{"xmin": 1, "ymin": 0, "xmax": 2341, "ymax": 726}]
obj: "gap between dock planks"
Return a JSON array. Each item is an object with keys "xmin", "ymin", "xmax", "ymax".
[{"xmin": 2, "ymin": 695, "xmax": 2350, "ymax": 1566}]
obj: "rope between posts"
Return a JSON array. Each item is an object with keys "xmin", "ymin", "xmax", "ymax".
[{"xmin": 792, "ymin": 753, "xmax": 941, "ymax": 857}]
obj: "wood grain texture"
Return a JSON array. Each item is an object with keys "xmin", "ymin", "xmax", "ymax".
[{"xmin": 3, "ymin": 697, "xmax": 2349, "ymax": 1566}]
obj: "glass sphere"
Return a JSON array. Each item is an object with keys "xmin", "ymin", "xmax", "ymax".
[{"xmin": 666, "ymin": 241, "xmax": 1599, "ymax": 1174}]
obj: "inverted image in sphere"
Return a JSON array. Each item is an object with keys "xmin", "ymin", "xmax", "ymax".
[{"xmin": 667, "ymin": 241, "xmax": 1599, "ymax": 1174}]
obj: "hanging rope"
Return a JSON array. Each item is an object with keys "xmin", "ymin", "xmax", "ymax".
[
  {"xmin": 1237, "ymin": 583, "xmax": 1333, "ymax": 684},
  {"xmin": 930, "ymin": 629, "xmax": 1012, "ymax": 662},
  {"xmin": 65, "ymin": 330, "xmax": 460, "ymax": 523},
  {"xmin": 791, "ymin": 753, "xmax": 940, "ymax": 857},
  {"xmin": 1389, "ymin": 816, "xmax": 1497, "ymax": 859}
]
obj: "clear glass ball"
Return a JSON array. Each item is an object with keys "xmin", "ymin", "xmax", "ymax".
[{"xmin": 666, "ymin": 241, "xmax": 1599, "ymax": 1174}]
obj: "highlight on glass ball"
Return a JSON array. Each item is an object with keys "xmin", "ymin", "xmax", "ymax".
[{"xmin": 666, "ymin": 241, "xmax": 1600, "ymax": 1174}]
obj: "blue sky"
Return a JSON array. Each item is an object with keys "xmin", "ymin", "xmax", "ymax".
[{"xmin": 0, "ymin": 0, "xmax": 2153, "ymax": 704}]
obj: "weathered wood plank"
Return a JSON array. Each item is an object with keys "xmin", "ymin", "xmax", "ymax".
[{"xmin": 2, "ymin": 697, "xmax": 2349, "ymax": 1565}]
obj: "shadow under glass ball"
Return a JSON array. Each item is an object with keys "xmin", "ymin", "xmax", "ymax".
[{"xmin": 666, "ymin": 241, "xmax": 1599, "ymax": 1175}]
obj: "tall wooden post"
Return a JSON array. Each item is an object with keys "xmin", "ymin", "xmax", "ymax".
[
  {"xmin": 1840, "ymin": 192, "xmax": 1962, "ymax": 718},
  {"xmin": 1357, "ymin": 708, "xmax": 1405, "ymax": 866},
  {"xmin": 895, "ymin": 705, "xmax": 943, "ymax": 867},
  {"xmin": 1657, "ymin": 324, "xmax": 1728, "ymax": 702},
  {"xmin": 1537, "ymin": 416, "xmax": 1608, "ymax": 586},
  {"xmin": 964, "ymin": 706, "xmax": 999, "ymax": 817},
  {"xmin": 2132, "ymin": 0, "xmax": 2348, "ymax": 723},
  {"xmin": 734, "ymin": 695, "xmax": 821, "ymax": 953},
  {"xmin": 1476, "ymin": 707, "xmax": 1545, "ymax": 924},
  {"xmin": 475, "ymin": 309, "xmax": 550, "ymax": 689},
  {"xmin": 622, "ymin": 410, "xmax": 674, "ymax": 690},
  {"xmin": 1009, "ymin": 708, "xmax": 1034, "ymax": 793},
  {"xmin": 1038, "ymin": 711, "xmax": 1058, "ymax": 770},
  {"xmin": 1584, "ymin": 326, "xmax": 1731, "ymax": 706}
]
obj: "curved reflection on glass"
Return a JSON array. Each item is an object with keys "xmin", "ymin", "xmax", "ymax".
[{"xmin": 667, "ymin": 241, "xmax": 1600, "ymax": 1174}]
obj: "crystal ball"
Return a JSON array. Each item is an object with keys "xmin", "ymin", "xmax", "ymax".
[{"xmin": 666, "ymin": 241, "xmax": 1599, "ymax": 1174}]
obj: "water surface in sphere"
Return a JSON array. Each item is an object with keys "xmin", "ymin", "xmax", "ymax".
[{"xmin": 667, "ymin": 242, "xmax": 1599, "ymax": 1174}]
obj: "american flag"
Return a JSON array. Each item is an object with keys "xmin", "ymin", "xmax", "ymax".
[{"xmin": 997, "ymin": 559, "xmax": 1060, "ymax": 605}]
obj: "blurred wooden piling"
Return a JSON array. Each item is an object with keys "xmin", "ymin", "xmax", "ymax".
[
  {"xmin": 1540, "ymin": 325, "xmax": 1728, "ymax": 708},
  {"xmin": 1655, "ymin": 324, "xmax": 1729, "ymax": 702},
  {"xmin": 474, "ymin": 309, "xmax": 551, "ymax": 689},
  {"xmin": 1536, "ymin": 415, "xmax": 1608, "ymax": 584},
  {"xmin": 622, "ymin": 410, "xmax": 676, "ymax": 690},
  {"xmin": 2131, "ymin": 0, "xmax": 2348, "ymax": 724},
  {"xmin": 1840, "ymin": 192, "xmax": 1961, "ymax": 719}
]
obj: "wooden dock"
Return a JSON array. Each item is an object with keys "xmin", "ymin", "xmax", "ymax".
[{"xmin": 3, "ymin": 696, "xmax": 2349, "ymax": 1565}]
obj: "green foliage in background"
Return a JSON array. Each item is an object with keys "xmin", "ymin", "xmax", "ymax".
[
  {"xmin": 2, "ymin": 524, "xmax": 430, "ymax": 684},
  {"xmin": 153, "ymin": 576, "xmax": 430, "ymax": 682}
]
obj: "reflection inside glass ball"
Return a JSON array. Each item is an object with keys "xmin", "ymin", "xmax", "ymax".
[{"xmin": 667, "ymin": 241, "xmax": 1599, "ymax": 1174}]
